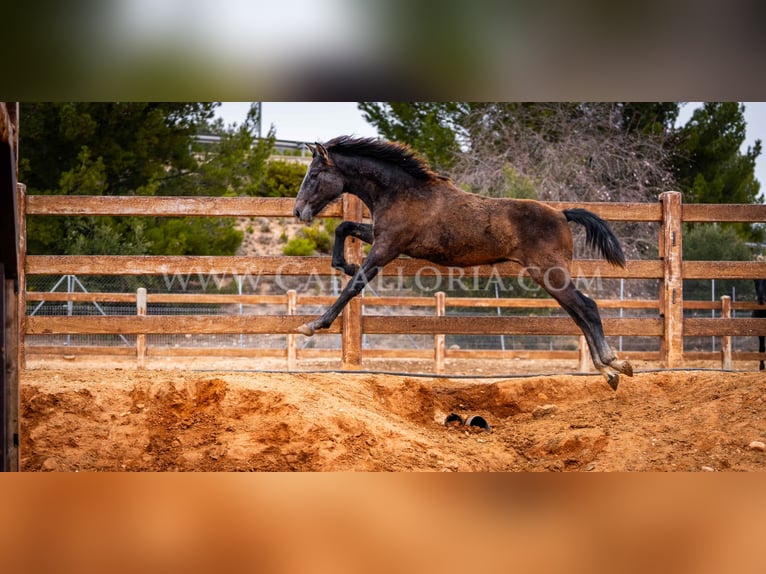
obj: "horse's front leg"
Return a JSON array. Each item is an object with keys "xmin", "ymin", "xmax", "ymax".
[
  {"xmin": 297, "ymin": 245, "xmax": 395, "ymax": 336},
  {"xmin": 332, "ymin": 221, "xmax": 373, "ymax": 276}
]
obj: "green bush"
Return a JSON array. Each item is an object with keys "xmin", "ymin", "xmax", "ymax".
[
  {"xmin": 259, "ymin": 159, "xmax": 308, "ymax": 197},
  {"xmin": 282, "ymin": 236, "xmax": 317, "ymax": 256},
  {"xmin": 145, "ymin": 217, "xmax": 243, "ymax": 255},
  {"xmin": 300, "ymin": 225, "xmax": 333, "ymax": 254},
  {"xmin": 282, "ymin": 223, "xmax": 335, "ymax": 256},
  {"xmin": 322, "ymin": 217, "xmax": 340, "ymax": 236},
  {"xmin": 683, "ymin": 223, "xmax": 756, "ymax": 301},
  {"xmin": 502, "ymin": 165, "xmax": 538, "ymax": 199}
]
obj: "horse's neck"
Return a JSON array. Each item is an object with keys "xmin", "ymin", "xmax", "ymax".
[
  {"xmin": 338, "ymin": 179, "xmax": 370, "ymax": 214},
  {"xmin": 340, "ymin": 159, "xmax": 393, "ymax": 213},
  {"xmin": 338, "ymin": 155, "xmax": 429, "ymax": 215}
]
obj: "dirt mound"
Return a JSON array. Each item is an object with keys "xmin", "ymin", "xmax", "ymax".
[{"xmin": 19, "ymin": 367, "xmax": 766, "ymax": 471}]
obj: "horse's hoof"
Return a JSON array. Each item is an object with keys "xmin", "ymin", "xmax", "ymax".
[
  {"xmin": 295, "ymin": 324, "xmax": 315, "ymax": 336},
  {"xmin": 611, "ymin": 359, "xmax": 634, "ymax": 377},
  {"xmin": 606, "ymin": 372, "xmax": 620, "ymax": 391}
]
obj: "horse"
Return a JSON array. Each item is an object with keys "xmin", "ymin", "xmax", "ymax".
[
  {"xmin": 755, "ymin": 279, "xmax": 766, "ymax": 370},
  {"xmin": 293, "ymin": 136, "xmax": 633, "ymax": 389}
]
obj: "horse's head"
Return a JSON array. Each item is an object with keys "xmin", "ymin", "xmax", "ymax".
[{"xmin": 294, "ymin": 142, "xmax": 344, "ymax": 224}]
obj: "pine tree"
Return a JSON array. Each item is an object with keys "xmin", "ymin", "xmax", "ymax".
[
  {"xmin": 672, "ymin": 102, "xmax": 762, "ymax": 242},
  {"xmin": 20, "ymin": 102, "xmax": 276, "ymax": 256},
  {"xmin": 673, "ymin": 102, "xmax": 761, "ymax": 205}
]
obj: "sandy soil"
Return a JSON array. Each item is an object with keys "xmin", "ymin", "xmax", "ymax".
[{"xmin": 19, "ymin": 358, "xmax": 766, "ymax": 472}]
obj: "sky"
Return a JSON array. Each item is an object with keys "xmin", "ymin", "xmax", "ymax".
[
  {"xmin": 217, "ymin": 102, "xmax": 766, "ymax": 192},
  {"xmin": 217, "ymin": 102, "xmax": 377, "ymax": 142}
]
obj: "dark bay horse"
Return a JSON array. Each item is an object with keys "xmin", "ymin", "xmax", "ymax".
[{"xmin": 293, "ymin": 136, "xmax": 633, "ymax": 389}]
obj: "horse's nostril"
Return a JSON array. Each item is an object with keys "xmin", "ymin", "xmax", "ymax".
[{"xmin": 293, "ymin": 208, "xmax": 300, "ymax": 218}]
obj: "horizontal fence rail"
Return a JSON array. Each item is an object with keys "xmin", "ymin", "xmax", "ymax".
[
  {"xmin": 19, "ymin": 188, "xmax": 766, "ymax": 372},
  {"xmin": 25, "ymin": 194, "xmax": 766, "ymax": 223},
  {"xmin": 25, "ymin": 255, "xmax": 666, "ymax": 279}
]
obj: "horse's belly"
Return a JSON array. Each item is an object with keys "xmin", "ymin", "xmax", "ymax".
[{"xmin": 404, "ymin": 233, "xmax": 510, "ymax": 267}]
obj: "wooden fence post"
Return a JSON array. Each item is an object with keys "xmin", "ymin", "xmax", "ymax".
[
  {"xmin": 720, "ymin": 295, "xmax": 732, "ymax": 370},
  {"xmin": 2, "ymin": 265, "xmax": 20, "ymax": 471},
  {"xmin": 578, "ymin": 335, "xmax": 589, "ymax": 372},
  {"xmin": 2, "ymin": 105, "xmax": 21, "ymax": 471},
  {"xmin": 434, "ymin": 291, "xmax": 446, "ymax": 373},
  {"xmin": 16, "ymin": 183, "xmax": 25, "ymax": 370},
  {"xmin": 136, "ymin": 288, "xmax": 147, "ymax": 368},
  {"xmin": 286, "ymin": 289, "xmax": 297, "ymax": 370},
  {"xmin": 659, "ymin": 191, "xmax": 684, "ymax": 367},
  {"xmin": 341, "ymin": 194, "xmax": 364, "ymax": 368}
]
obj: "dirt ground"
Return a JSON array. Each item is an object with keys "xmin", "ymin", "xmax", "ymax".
[{"xmin": 19, "ymin": 358, "xmax": 766, "ymax": 471}]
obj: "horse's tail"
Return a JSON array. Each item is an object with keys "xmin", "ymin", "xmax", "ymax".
[{"xmin": 563, "ymin": 208, "xmax": 626, "ymax": 268}]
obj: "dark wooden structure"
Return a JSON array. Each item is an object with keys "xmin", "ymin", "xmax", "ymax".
[{"xmin": 1, "ymin": 102, "xmax": 19, "ymax": 471}]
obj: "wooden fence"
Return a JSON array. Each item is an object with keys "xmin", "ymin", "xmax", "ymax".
[{"xmin": 18, "ymin": 188, "xmax": 766, "ymax": 372}]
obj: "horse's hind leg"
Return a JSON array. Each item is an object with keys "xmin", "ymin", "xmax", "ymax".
[
  {"xmin": 332, "ymin": 222, "xmax": 373, "ymax": 276},
  {"xmin": 529, "ymin": 267, "xmax": 632, "ymax": 389},
  {"xmin": 563, "ymin": 288, "xmax": 627, "ymax": 389},
  {"xmin": 760, "ymin": 335, "xmax": 765, "ymax": 371}
]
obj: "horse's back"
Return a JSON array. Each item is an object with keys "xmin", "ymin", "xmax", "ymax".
[{"xmin": 391, "ymin": 187, "xmax": 571, "ymax": 267}]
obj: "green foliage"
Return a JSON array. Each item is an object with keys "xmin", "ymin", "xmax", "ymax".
[
  {"xmin": 322, "ymin": 217, "xmax": 341, "ymax": 237},
  {"xmin": 616, "ymin": 102, "xmax": 679, "ymax": 135},
  {"xmin": 19, "ymin": 102, "xmax": 271, "ymax": 256},
  {"xmin": 501, "ymin": 165, "xmax": 537, "ymax": 199},
  {"xmin": 683, "ymin": 223, "xmax": 753, "ymax": 261},
  {"xmin": 300, "ymin": 225, "xmax": 332, "ymax": 253},
  {"xmin": 58, "ymin": 147, "xmax": 108, "ymax": 195},
  {"xmin": 259, "ymin": 159, "xmax": 307, "ymax": 197},
  {"xmin": 64, "ymin": 217, "xmax": 151, "ymax": 256},
  {"xmin": 144, "ymin": 217, "xmax": 243, "ymax": 256},
  {"xmin": 191, "ymin": 105, "xmax": 276, "ymax": 197},
  {"xmin": 21, "ymin": 102, "xmax": 214, "ymax": 196},
  {"xmin": 682, "ymin": 223, "xmax": 756, "ymax": 301},
  {"xmin": 282, "ymin": 223, "xmax": 333, "ymax": 256},
  {"xmin": 282, "ymin": 236, "xmax": 317, "ymax": 256},
  {"xmin": 674, "ymin": 103, "xmax": 761, "ymax": 204},
  {"xmin": 25, "ymin": 217, "xmax": 66, "ymax": 254},
  {"xmin": 672, "ymin": 103, "xmax": 762, "ymax": 242}
]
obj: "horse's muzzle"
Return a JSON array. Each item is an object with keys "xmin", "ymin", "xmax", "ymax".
[{"xmin": 294, "ymin": 204, "xmax": 313, "ymax": 223}]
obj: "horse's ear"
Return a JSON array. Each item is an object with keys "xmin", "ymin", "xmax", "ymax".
[
  {"xmin": 306, "ymin": 143, "xmax": 317, "ymax": 156},
  {"xmin": 315, "ymin": 142, "xmax": 330, "ymax": 163}
]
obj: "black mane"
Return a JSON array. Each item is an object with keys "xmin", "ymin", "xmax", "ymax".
[{"xmin": 323, "ymin": 135, "xmax": 444, "ymax": 181}]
